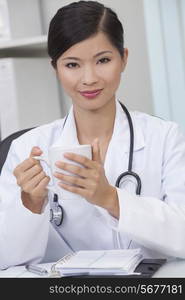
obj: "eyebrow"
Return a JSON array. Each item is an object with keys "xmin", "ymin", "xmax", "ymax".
[{"xmin": 61, "ymin": 51, "xmax": 113, "ymax": 61}]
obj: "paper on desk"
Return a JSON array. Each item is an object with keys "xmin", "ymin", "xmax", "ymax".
[
  {"xmin": 0, "ymin": 263, "xmax": 53, "ymax": 278},
  {"xmin": 0, "ymin": 266, "xmax": 26, "ymax": 278}
]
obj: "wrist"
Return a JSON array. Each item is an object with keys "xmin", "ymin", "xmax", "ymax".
[
  {"xmin": 103, "ymin": 186, "xmax": 119, "ymax": 218},
  {"xmin": 21, "ymin": 191, "xmax": 46, "ymax": 214}
]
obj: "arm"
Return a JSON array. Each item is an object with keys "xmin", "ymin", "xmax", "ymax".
[
  {"xmin": 117, "ymin": 123, "xmax": 185, "ymax": 258},
  {"xmin": 0, "ymin": 141, "xmax": 50, "ymax": 269}
]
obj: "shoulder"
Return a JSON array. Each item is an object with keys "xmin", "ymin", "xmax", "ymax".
[
  {"xmin": 130, "ymin": 111, "xmax": 185, "ymax": 156},
  {"xmin": 11, "ymin": 118, "xmax": 65, "ymax": 155},
  {"xmin": 131, "ymin": 110, "xmax": 182, "ymax": 138},
  {"xmin": 20, "ymin": 118, "xmax": 64, "ymax": 140}
]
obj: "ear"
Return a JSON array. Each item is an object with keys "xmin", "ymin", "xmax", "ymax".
[
  {"xmin": 51, "ymin": 60, "xmax": 57, "ymax": 69},
  {"xmin": 121, "ymin": 48, "xmax": 128, "ymax": 72},
  {"xmin": 51, "ymin": 60, "xmax": 59, "ymax": 78}
]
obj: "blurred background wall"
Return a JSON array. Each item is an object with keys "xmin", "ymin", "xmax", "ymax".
[{"xmin": 0, "ymin": 0, "xmax": 184, "ymax": 139}]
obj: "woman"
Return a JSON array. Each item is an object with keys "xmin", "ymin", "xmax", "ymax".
[{"xmin": 1, "ymin": 0, "xmax": 185, "ymax": 269}]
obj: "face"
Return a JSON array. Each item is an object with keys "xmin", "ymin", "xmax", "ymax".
[{"xmin": 56, "ymin": 32, "xmax": 128, "ymax": 112}]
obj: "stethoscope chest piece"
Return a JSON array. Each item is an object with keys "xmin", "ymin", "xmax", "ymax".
[{"xmin": 50, "ymin": 194, "xmax": 63, "ymax": 226}]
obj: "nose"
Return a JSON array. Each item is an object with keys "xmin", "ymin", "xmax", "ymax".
[{"xmin": 81, "ymin": 65, "xmax": 98, "ymax": 86}]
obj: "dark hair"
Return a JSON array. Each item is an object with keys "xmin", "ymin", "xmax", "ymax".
[{"xmin": 47, "ymin": 1, "xmax": 124, "ymax": 67}]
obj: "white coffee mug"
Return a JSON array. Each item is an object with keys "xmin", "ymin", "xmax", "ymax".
[{"xmin": 34, "ymin": 144, "xmax": 92, "ymax": 200}]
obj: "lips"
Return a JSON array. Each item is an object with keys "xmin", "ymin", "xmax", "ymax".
[{"xmin": 79, "ymin": 89, "xmax": 103, "ymax": 99}]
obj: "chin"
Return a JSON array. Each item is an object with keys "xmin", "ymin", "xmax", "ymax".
[
  {"xmin": 72, "ymin": 94, "xmax": 114, "ymax": 111},
  {"xmin": 81, "ymin": 100, "xmax": 108, "ymax": 111}
]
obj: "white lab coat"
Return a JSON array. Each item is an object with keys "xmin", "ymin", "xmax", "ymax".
[{"xmin": 1, "ymin": 100, "xmax": 185, "ymax": 269}]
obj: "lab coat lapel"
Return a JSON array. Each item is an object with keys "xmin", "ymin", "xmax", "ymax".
[{"xmin": 52, "ymin": 106, "xmax": 80, "ymax": 148}]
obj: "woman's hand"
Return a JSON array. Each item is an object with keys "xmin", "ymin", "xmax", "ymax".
[
  {"xmin": 13, "ymin": 146, "xmax": 50, "ymax": 214},
  {"xmin": 54, "ymin": 139, "xmax": 119, "ymax": 218}
]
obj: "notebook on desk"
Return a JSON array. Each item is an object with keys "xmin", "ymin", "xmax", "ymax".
[
  {"xmin": 51, "ymin": 248, "xmax": 144, "ymax": 277},
  {"xmin": 50, "ymin": 248, "xmax": 166, "ymax": 278}
]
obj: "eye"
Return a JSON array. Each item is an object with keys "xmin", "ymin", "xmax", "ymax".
[
  {"xmin": 97, "ymin": 57, "xmax": 111, "ymax": 64},
  {"xmin": 65, "ymin": 62, "xmax": 79, "ymax": 68}
]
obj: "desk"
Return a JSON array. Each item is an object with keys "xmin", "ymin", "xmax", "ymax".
[
  {"xmin": 153, "ymin": 259, "xmax": 185, "ymax": 278},
  {"xmin": 0, "ymin": 259, "xmax": 185, "ymax": 278},
  {"xmin": 0, "ymin": 262, "xmax": 53, "ymax": 278}
]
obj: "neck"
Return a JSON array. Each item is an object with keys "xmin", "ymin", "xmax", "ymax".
[{"xmin": 73, "ymin": 100, "xmax": 116, "ymax": 144}]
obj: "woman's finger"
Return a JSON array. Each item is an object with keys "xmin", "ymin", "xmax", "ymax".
[
  {"xmin": 92, "ymin": 138, "xmax": 102, "ymax": 162},
  {"xmin": 58, "ymin": 182, "xmax": 89, "ymax": 198},
  {"xmin": 55, "ymin": 157, "xmax": 94, "ymax": 173},
  {"xmin": 55, "ymin": 172, "xmax": 87, "ymax": 188},
  {"xmin": 19, "ymin": 164, "xmax": 43, "ymax": 185},
  {"xmin": 22, "ymin": 171, "xmax": 49, "ymax": 192},
  {"xmin": 34, "ymin": 176, "xmax": 50, "ymax": 193}
]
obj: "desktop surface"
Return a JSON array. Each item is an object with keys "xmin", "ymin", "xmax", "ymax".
[{"xmin": 0, "ymin": 259, "xmax": 185, "ymax": 278}]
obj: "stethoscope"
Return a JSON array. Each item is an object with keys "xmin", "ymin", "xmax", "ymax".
[{"xmin": 50, "ymin": 102, "xmax": 142, "ymax": 226}]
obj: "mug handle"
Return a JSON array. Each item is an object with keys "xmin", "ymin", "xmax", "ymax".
[{"xmin": 33, "ymin": 155, "xmax": 57, "ymax": 194}]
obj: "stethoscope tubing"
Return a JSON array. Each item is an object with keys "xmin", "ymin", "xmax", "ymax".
[{"xmin": 115, "ymin": 103, "xmax": 142, "ymax": 195}]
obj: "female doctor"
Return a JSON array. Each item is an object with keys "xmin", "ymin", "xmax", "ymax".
[{"xmin": 1, "ymin": 0, "xmax": 185, "ymax": 269}]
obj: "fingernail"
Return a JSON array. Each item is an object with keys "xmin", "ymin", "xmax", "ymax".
[
  {"xmin": 64, "ymin": 152, "xmax": 71, "ymax": 157},
  {"xmin": 34, "ymin": 146, "xmax": 41, "ymax": 151},
  {"xmin": 93, "ymin": 138, "xmax": 98, "ymax": 143}
]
